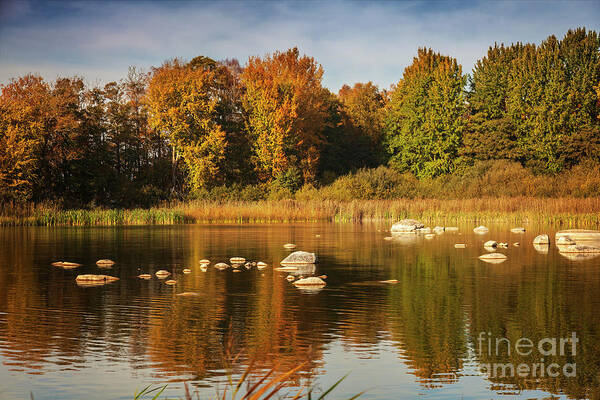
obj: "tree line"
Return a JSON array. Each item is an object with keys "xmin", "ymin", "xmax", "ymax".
[{"xmin": 1, "ymin": 27, "xmax": 598, "ymax": 207}]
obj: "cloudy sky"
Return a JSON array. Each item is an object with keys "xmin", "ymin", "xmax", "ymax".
[{"xmin": 0, "ymin": 0, "xmax": 598, "ymax": 91}]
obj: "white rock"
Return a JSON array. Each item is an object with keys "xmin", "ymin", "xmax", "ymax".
[
  {"xmin": 473, "ymin": 226, "xmax": 489, "ymax": 234},
  {"xmin": 533, "ymin": 234, "xmax": 550, "ymax": 245},
  {"xmin": 418, "ymin": 227, "xmax": 432, "ymax": 234},
  {"xmin": 454, "ymin": 244, "xmax": 466, "ymax": 248},
  {"xmin": 96, "ymin": 259, "xmax": 115, "ymax": 266},
  {"xmin": 256, "ymin": 261, "xmax": 268, "ymax": 269},
  {"xmin": 155, "ymin": 270, "xmax": 171, "ymax": 278},
  {"xmin": 391, "ymin": 219, "xmax": 424, "ymax": 233},
  {"xmin": 230, "ymin": 257, "xmax": 245, "ymax": 264},
  {"xmin": 214, "ymin": 263, "xmax": 230, "ymax": 270},
  {"xmin": 478, "ymin": 253, "xmax": 508, "ymax": 263},
  {"xmin": 445, "ymin": 227, "xmax": 459, "ymax": 231},
  {"xmin": 433, "ymin": 226, "xmax": 445, "ymax": 234},
  {"xmin": 424, "ymin": 234, "xmax": 435, "ymax": 239},
  {"xmin": 556, "ymin": 236, "xmax": 576, "ymax": 245},
  {"xmin": 484, "ymin": 240, "xmax": 498, "ymax": 248},
  {"xmin": 281, "ymin": 251, "xmax": 316, "ymax": 265},
  {"xmin": 510, "ymin": 227, "xmax": 526, "ymax": 233},
  {"xmin": 559, "ymin": 244, "xmax": 600, "ymax": 254},
  {"xmin": 555, "ymin": 229, "xmax": 600, "ymax": 242},
  {"xmin": 293, "ymin": 277, "xmax": 326, "ymax": 287}
]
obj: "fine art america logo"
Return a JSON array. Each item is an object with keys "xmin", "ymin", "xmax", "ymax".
[{"xmin": 477, "ymin": 332, "xmax": 578, "ymax": 378}]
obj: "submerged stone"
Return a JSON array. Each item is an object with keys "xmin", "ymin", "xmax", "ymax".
[
  {"xmin": 454, "ymin": 243, "xmax": 467, "ymax": 248},
  {"xmin": 510, "ymin": 227, "xmax": 526, "ymax": 233},
  {"xmin": 138, "ymin": 274, "xmax": 152, "ymax": 280},
  {"xmin": 177, "ymin": 292, "xmax": 200, "ymax": 297},
  {"xmin": 283, "ymin": 243, "xmax": 297, "ymax": 249},
  {"xmin": 214, "ymin": 263, "xmax": 229, "ymax": 270}
]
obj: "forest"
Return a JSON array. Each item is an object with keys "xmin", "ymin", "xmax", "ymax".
[{"xmin": 1, "ymin": 27, "xmax": 599, "ymax": 209}]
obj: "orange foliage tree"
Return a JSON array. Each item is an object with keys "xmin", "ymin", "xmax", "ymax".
[{"xmin": 241, "ymin": 47, "xmax": 329, "ymax": 184}]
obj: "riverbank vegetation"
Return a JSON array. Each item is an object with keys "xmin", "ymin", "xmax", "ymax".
[{"xmin": 1, "ymin": 28, "xmax": 599, "ymax": 221}]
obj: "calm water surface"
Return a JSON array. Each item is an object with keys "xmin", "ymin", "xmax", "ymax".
[{"xmin": 0, "ymin": 223, "xmax": 599, "ymax": 399}]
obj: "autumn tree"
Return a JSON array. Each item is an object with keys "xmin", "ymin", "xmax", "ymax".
[
  {"xmin": 0, "ymin": 75, "xmax": 46, "ymax": 201},
  {"xmin": 338, "ymin": 82, "xmax": 386, "ymax": 165},
  {"xmin": 385, "ymin": 48, "xmax": 466, "ymax": 177},
  {"xmin": 241, "ymin": 47, "xmax": 329, "ymax": 184},
  {"xmin": 146, "ymin": 58, "xmax": 231, "ymax": 193}
]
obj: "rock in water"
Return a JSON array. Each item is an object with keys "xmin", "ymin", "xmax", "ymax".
[
  {"xmin": 155, "ymin": 270, "xmax": 171, "ymax": 278},
  {"xmin": 138, "ymin": 274, "xmax": 152, "ymax": 279},
  {"xmin": 164, "ymin": 280, "xmax": 177, "ymax": 285},
  {"xmin": 391, "ymin": 219, "xmax": 424, "ymax": 233},
  {"xmin": 214, "ymin": 263, "xmax": 230, "ymax": 270},
  {"xmin": 177, "ymin": 292, "xmax": 200, "ymax": 297},
  {"xmin": 510, "ymin": 227, "xmax": 526, "ymax": 233},
  {"xmin": 230, "ymin": 257, "xmax": 245, "ymax": 264},
  {"xmin": 293, "ymin": 277, "xmax": 326, "ymax": 287},
  {"xmin": 533, "ymin": 234, "xmax": 550, "ymax": 245},
  {"xmin": 478, "ymin": 253, "xmax": 508, "ymax": 264},
  {"xmin": 484, "ymin": 240, "xmax": 498, "ymax": 249},
  {"xmin": 555, "ymin": 229, "xmax": 600, "ymax": 242},
  {"xmin": 75, "ymin": 274, "xmax": 119, "ymax": 286},
  {"xmin": 454, "ymin": 244, "xmax": 466, "ymax": 248},
  {"xmin": 283, "ymin": 243, "xmax": 297, "ymax": 249},
  {"xmin": 281, "ymin": 251, "xmax": 316, "ymax": 265},
  {"xmin": 256, "ymin": 261, "xmax": 268, "ymax": 269},
  {"xmin": 418, "ymin": 227, "xmax": 432, "ymax": 234},
  {"xmin": 51, "ymin": 261, "xmax": 82, "ymax": 269},
  {"xmin": 473, "ymin": 226, "xmax": 489, "ymax": 234},
  {"xmin": 559, "ymin": 244, "xmax": 600, "ymax": 254},
  {"xmin": 286, "ymin": 275, "xmax": 295, "ymax": 282},
  {"xmin": 433, "ymin": 226, "xmax": 445, "ymax": 234},
  {"xmin": 424, "ymin": 234, "xmax": 435, "ymax": 239},
  {"xmin": 445, "ymin": 227, "xmax": 459, "ymax": 232},
  {"xmin": 380, "ymin": 279, "xmax": 398, "ymax": 284},
  {"xmin": 96, "ymin": 259, "xmax": 115, "ymax": 266},
  {"xmin": 557, "ymin": 236, "xmax": 576, "ymax": 245},
  {"xmin": 199, "ymin": 259, "xmax": 210, "ymax": 265},
  {"xmin": 533, "ymin": 243, "xmax": 549, "ymax": 254},
  {"xmin": 183, "ymin": 268, "xmax": 191, "ymax": 274}
]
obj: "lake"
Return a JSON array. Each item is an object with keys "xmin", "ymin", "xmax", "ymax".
[{"xmin": 0, "ymin": 223, "xmax": 598, "ymax": 399}]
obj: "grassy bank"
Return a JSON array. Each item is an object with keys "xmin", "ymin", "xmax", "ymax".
[{"xmin": 2, "ymin": 197, "xmax": 599, "ymax": 227}]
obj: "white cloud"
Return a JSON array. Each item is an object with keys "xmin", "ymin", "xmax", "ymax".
[{"xmin": 1, "ymin": 0, "xmax": 598, "ymax": 91}]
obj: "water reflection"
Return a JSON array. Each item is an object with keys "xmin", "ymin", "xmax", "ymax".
[{"xmin": 0, "ymin": 224, "xmax": 599, "ymax": 399}]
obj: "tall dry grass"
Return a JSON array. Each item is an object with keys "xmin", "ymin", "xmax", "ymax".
[{"xmin": 1, "ymin": 197, "xmax": 599, "ymax": 227}]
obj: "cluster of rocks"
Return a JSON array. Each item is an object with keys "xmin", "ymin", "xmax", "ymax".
[{"xmin": 388, "ymin": 220, "xmax": 600, "ymax": 265}]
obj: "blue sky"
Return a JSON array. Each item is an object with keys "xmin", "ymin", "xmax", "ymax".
[{"xmin": 0, "ymin": 0, "xmax": 599, "ymax": 91}]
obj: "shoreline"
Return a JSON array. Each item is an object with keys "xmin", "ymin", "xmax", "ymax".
[{"xmin": 1, "ymin": 198, "xmax": 599, "ymax": 227}]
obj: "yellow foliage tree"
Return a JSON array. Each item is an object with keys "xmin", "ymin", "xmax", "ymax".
[
  {"xmin": 241, "ymin": 47, "xmax": 329, "ymax": 183},
  {"xmin": 146, "ymin": 59, "xmax": 228, "ymax": 192}
]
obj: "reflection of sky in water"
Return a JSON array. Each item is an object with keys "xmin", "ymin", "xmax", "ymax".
[{"xmin": 0, "ymin": 223, "xmax": 598, "ymax": 399}]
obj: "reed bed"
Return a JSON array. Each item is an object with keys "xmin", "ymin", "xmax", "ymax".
[{"xmin": 1, "ymin": 197, "xmax": 599, "ymax": 227}]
